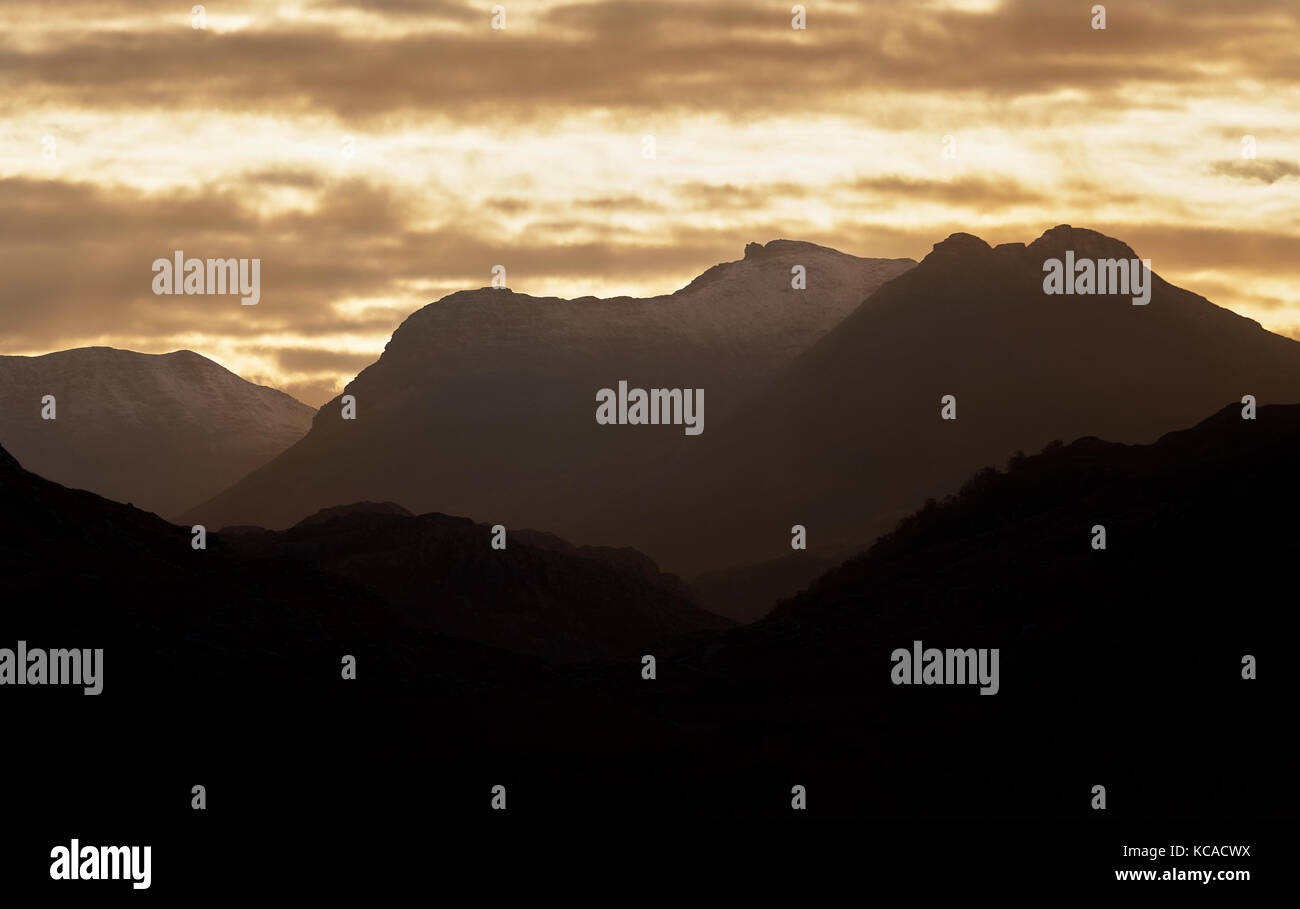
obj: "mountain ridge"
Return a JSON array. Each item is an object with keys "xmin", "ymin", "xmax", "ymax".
[
  {"xmin": 164, "ymin": 224, "xmax": 1300, "ymax": 594},
  {"xmin": 180, "ymin": 240, "xmax": 915, "ymax": 533}
]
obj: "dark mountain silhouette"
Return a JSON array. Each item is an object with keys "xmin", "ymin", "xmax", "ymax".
[
  {"xmin": 0, "ymin": 347, "xmax": 314, "ymax": 518},
  {"xmin": 610, "ymin": 225, "xmax": 1300, "ymax": 578},
  {"xmin": 180, "ymin": 242, "xmax": 914, "ymax": 532},
  {"xmin": 627, "ymin": 401, "xmax": 1300, "ymax": 817},
  {"xmin": 510, "ymin": 527, "xmax": 697, "ymax": 601},
  {"xmin": 181, "ymin": 226, "xmax": 1300, "ymax": 602},
  {"xmin": 0, "ymin": 439, "xmax": 540, "ymax": 691},
  {"xmin": 294, "ymin": 500, "xmax": 415, "ymax": 525},
  {"xmin": 0, "ymin": 439, "xmax": 723, "ymax": 667},
  {"xmin": 0, "ymin": 434, "xmax": 709, "ymax": 838},
  {"xmin": 2, "ymin": 399, "xmax": 1296, "ymax": 825},
  {"xmin": 219, "ymin": 506, "xmax": 728, "ymax": 662}
]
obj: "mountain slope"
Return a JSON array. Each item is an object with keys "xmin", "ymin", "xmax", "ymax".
[
  {"xmin": 181, "ymin": 242, "xmax": 914, "ymax": 532},
  {"xmin": 0, "ymin": 346, "xmax": 314, "ymax": 517}
]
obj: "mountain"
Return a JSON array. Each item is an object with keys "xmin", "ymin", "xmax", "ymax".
[
  {"xmin": 0, "ymin": 434, "xmax": 580, "ymax": 723},
  {"xmin": 611, "ymin": 225, "xmax": 1300, "ymax": 577},
  {"xmin": 643, "ymin": 401, "xmax": 1300, "ymax": 818},
  {"xmin": 0, "ymin": 435, "xmax": 725, "ymax": 831},
  {"xmin": 180, "ymin": 242, "xmax": 915, "ymax": 532},
  {"xmin": 0, "ymin": 346, "xmax": 314, "ymax": 517},
  {"xmin": 219, "ymin": 505, "xmax": 729, "ymax": 662},
  {"xmin": 2, "ymin": 396, "xmax": 1295, "ymax": 823},
  {"xmin": 185, "ymin": 226, "xmax": 1300, "ymax": 595}
]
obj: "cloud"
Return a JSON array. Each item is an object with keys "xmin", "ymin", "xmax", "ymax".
[
  {"xmin": 2, "ymin": 0, "xmax": 1296, "ymax": 123},
  {"xmin": 1089, "ymin": 223, "xmax": 1300, "ymax": 277},
  {"xmin": 244, "ymin": 168, "xmax": 331, "ymax": 190},
  {"xmin": 319, "ymin": 0, "xmax": 478, "ymax": 21},
  {"xmin": 1209, "ymin": 159, "xmax": 1300, "ymax": 184},
  {"xmin": 275, "ymin": 375, "xmax": 347, "ymax": 408},
  {"xmin": 672, "ymin": 181, "xmax": 810, "ymax": 210},
  {"xmin": 845, "ymin": 175, "xmax": 1045, "ymax": 207},
  {"xmin": 270, "ymin": 346, "xmax": 380, "ymax": 374},
  {"xmin": 0, "ymin": 174, "xmax": 447, "ymax": 349}
]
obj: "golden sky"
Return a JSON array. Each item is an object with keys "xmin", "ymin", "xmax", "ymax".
[{"xmin": 3, "ymin": 0, "xmax": 1298, "ymax": 406}]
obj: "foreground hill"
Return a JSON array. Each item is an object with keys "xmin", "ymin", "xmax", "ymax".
[
  {"xmin": 220, "ymin": 504, "xmax": 728, "ymax": 662},
  {"xmin": 642, "ymin": 401, "xmax": 1300, "ymax": 817},
  {"xmin": 0, "ymin": 437, "xmax": 716, "ymax": 829},
  {"xmin": 1, "ymin": 400, "xmax": 1294, "ymax": 824}
]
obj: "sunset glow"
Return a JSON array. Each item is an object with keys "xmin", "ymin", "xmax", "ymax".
[{"xmin": 4, "ymin": 0, "xmax": 1298, "ymax": 404}]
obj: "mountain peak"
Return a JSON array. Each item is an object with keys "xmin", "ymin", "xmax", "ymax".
[
  {"xmin": 922, "ymin": 231, "xmax": 993, "ymax": 264},
  {"xmin": 163, "ymin": 348, "xmax": 208, "ymax": 361},
  {"xmin": 1027, "ymin": 224, "xmax": 1137, "ymax": 261},
  {"xmin": 293, "ymin": 501, "xmax": 415, "ymax": 528},
  {"xmin": 918, "ymin": 226, "xmax": 1141, "ymax": 271},
  {"xmin": 743, "ymin": 238, "xmax": 839, "ymax": 260}
]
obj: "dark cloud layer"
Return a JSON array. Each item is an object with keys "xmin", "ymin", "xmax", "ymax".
[{"xmin": 2, "ymin": 0, "xmax": 1296, "ymax": 122}]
